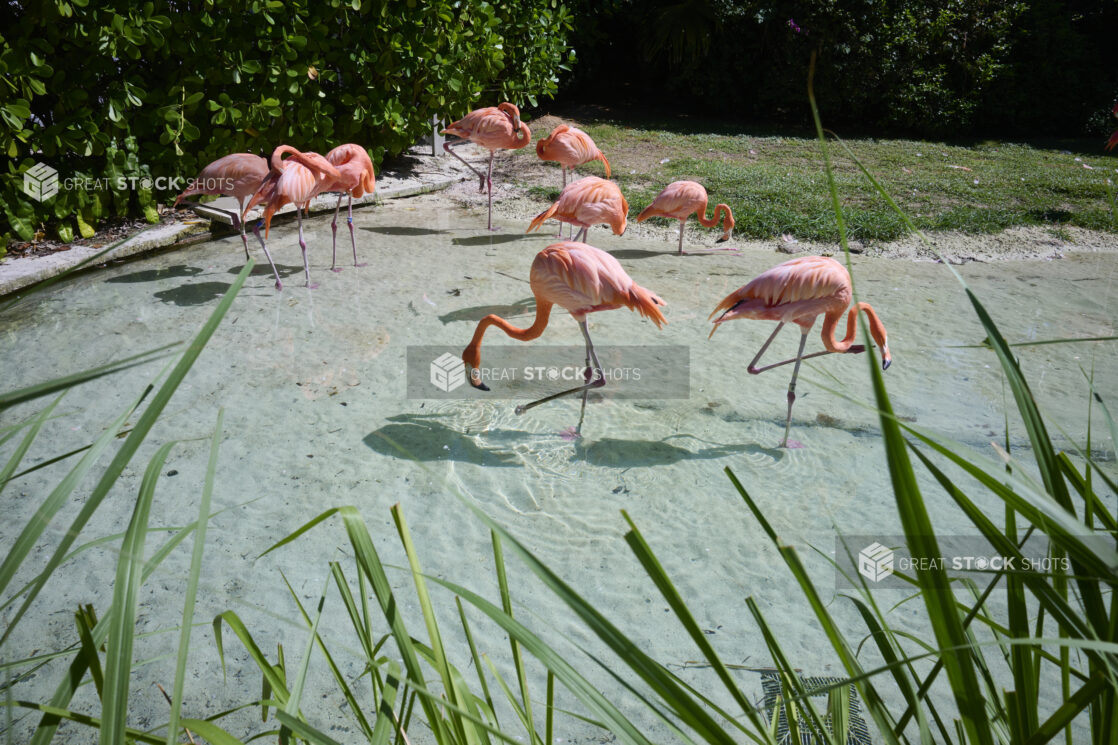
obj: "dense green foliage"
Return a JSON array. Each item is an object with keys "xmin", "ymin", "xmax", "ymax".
[
  {"xmin": 0, "ymin": 0, "xmax": 573, "ymax": 251},
  {"xmin": 561, "ymin": 0, "xmax": 1118, "ymax": 140}
]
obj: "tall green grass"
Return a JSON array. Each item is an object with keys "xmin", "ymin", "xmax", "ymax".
[
  {"xmin": 4, "ymin": 67, "xmax": 1116, "ymax": 745},
  {"xmin": 1, "ymin": 247, "xmax": 250, "ymax": 743}
]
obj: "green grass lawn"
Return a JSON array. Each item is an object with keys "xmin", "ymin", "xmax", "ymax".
[{"xmin": 524, "ymin": 117, "xmax": 1118, "ymax": 243}]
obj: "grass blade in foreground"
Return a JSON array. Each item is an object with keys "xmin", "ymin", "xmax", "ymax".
[
  {"xmin": 28, "ymin": 261, "xmax": 252, "ymax": 745},
  {"xmin": 100, "ymin": 441, "xmax": 176, "ymax": 745},
  {"xmin": 807, "ymin": 51, "xmax": 993, "ymax": 745},
  {"xmin": 166, "ymin": 409, "xmax": 222, "ymax": 745}
]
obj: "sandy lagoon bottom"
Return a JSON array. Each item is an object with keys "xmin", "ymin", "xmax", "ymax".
[{"xmin": 3, "ymin": 194, "xmax": 1117, "ymax": 742}]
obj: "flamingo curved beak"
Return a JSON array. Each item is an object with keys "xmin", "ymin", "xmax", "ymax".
[{"xmin": 468, "ymin": 367, "xmax": 490, "ymax": 392}]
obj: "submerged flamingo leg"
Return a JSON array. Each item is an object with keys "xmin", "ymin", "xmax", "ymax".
[
  {"xmin": 252, "ymin": 220, "xmax": 283, "ymax": 291},
  {"xmin": 443, "ymin": 140, "xmax": 487, "ymax": 191},
  {"xmin": 574, "ymin": 226, "xmax": 588, "ymax": 242},
  {"xmin": 515, "ymin": 321, "xmax": 604, "ymax": 416},
  {"xmin": 779, "ymin": 327, "xmax": 812, "ymax": 449},
  {"xmin": 677, "ymin": 221, "xmax": 686, "ymax": 256},
  {"xmin": 331, "ymin": 194, "xmax": 343, "ymax": 272}
]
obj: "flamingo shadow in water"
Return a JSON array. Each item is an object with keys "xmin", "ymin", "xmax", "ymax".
[
  {"xmin": 571, "ymin": 434, "xmax": 755, "ymax": 468},
  {"xmin": 604, "ymin": 248, "xmax": 668, "ymax": 261},
  {"xmin": 363, "ymin": 226, "xmax": 449, "ymax": 236},
  {"xmin": 364, "ymin": 415, "xmax": 522, "ymax": 467},
  {"xmin": 153, "ymin": 282, "xmax": 233, "ymax": 307},
  {"xmin": 438, "ymin": 297, "xmax": 536, "ymax": 325},
  {"xmin": 226, "ymin": 263, "xmax": 305, "ymax": 281},
  {"xmin": 451, "ymin": 234, "xmax": 531, "ymax": 246},
  {"xmin": 106, "ymin": 265, "xmax": 204, "ymax": 284}
]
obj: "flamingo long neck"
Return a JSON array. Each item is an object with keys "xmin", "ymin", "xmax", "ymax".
[
  {"xmin": 820, "ymin": 302, "xmax": 886, "ymax": 353},
  {"xmin": 513, "ymin": 123, "xmax": 531, "ymax": 148},
  {"xmin": 695, "ymin": 203, "xmax": 730, "ymax": 230},
  {"xmin": 464, "ymin": 301, "xmax": 553, "ymax": 369},
  {"xmin": 270, "ymin": 145, "xmax": 300, "ymax": 172}
]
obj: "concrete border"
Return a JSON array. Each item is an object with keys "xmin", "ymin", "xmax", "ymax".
[{"xmin": 0, "ymin": 145, "xmax": 476, "ymax": 299}]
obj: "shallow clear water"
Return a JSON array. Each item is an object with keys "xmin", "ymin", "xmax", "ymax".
[{"xmin": 3, "ymin": 197, "xmax": 1117, "ymax": 741}]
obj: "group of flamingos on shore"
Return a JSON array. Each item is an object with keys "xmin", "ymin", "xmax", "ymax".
[{"xmin": 175, "ymin": 101, "xmax": 892, "ymax": 446}]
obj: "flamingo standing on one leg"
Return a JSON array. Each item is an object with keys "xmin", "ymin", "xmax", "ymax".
[
  {"xmin": 535, "ymin": 124, "xmax": 611, "ymax": 189},
  {"xmin": 526, "ymin": 176, "xmax": 628, "ymax": 243},
  {"xmin": 636, "ymin": 180, "xmax": 736, "ymax": 256},
  {"xmin": 463, "ymin": 241, "xmax": 666, "ymax": 433},
  {"xmin": 323, "ymin": 143, "xmax": 376, "ymax": 271},
  {"xmin": 174, "ymin": 153, "xmax": 268, "ymax": 259},
  {"xmin": 441, "ymin": 102, "xmax": 532, "ymax": 231},
  {"xmin": 243, "ymin": 145, "xmax": 342, "ymax": 289},
  {"xmin": 708, "ymin": 255, "xmax": 892, "ymax": 448}
]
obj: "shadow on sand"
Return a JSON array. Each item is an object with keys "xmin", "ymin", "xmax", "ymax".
[{"xmin": 438, "ymin": 297, "xmax": 536, "ymax": 324}]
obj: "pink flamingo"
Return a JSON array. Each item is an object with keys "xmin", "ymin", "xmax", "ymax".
[
  {"xmin": 323, "ymin": 144, "xmax": 376, "ymax": 271},
  {"xmin": 526, "ymin": 176, "xmax": 628, "ymax": 243},
  {"xmin": 708, "ymin": 255, "xmax": 892, "ymax": 448},
  {"xmin": 636, "ymin": 180, "xmax": 736, "ymax": 255},
  {"xmin": 243, "ymin": 145, "xmax": 342, "ymax": 290},
  {"xmin": 174, "ymin": 153, "xmax": 268, "ymax": 258},
  {"xmin": 463, "ymin": 241, "xmax": 666, "ymax": 432},
  {"xmin": 442, "ymin": 102, "xmax": 532, "ymax": 230},
  {"xmin": 535, "ymin": 124, "xmax": 611, "ymax": 188}
]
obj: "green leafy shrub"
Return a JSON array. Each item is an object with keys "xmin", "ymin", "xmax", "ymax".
[
  {"xmin": 561, "ymin": 0, "xmax": 1118, "ymax": 141},
  {"xmin": 0, "ymin": 0, "xmax": 573, "ymax": 249}
]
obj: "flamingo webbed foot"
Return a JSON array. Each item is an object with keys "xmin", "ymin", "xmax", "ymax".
[
  {"xmin": 779, "ymin": 439, "xmax": 806, "ymax": 449},
  {"xmin": 331, "ymin": 267, "xmax": 344, "ymax": 273}
]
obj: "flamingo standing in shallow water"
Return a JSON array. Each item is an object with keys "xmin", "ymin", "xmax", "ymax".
[
  {"xmin": 323, "ymin": 143, "xmax": 376, "ymax": 271},
  {"xmin": 535, "ymin": 124, "xmax": 611, "ymax": 188},
  {"xmin": 527, "ymin": 176, "xmax": 628, "ymax": 243},
  {"xmin": 463, "ymin": 241, "xmax": 666, "ymax": 432},
  {"xmin": 174, "ymin": 153, "xmax": 268, "ymax": 259},
  {"xmin": 441, "ymin": 102, "xmax": 532, "ymax": 230},
  {"xmin": 637, "ymin": 180, "xmax": 736, "ymax": 255},
  {"xmin": 708, "ymin": 255, "xmax": 892, "ymax": 448},
  {"xmin": 243, "ymin": 145, "xmax": 342, "ymax": 289}
]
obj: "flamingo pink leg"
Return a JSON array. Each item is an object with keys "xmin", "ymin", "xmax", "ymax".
[
  {"xmin": 515, "ymin": 321, "xmax": 604, "ymax": 423},
  {"xmin": 233, "ymin": 200, "xmax": 251, "ymax": 259},
  {"xmin": 347, "ymin": 195, "xmax": 361, "ymax": 267},
  {"xmin": 778, "ymin": 328, "xmax": 812, "ymax": 448},
  {"xmin": 485, "ymin": 151, "xmax": 496, "ymax": 231},
  {"xmin": 331, "ymin": 194, "xmax": 344, "ymax": 272},
  {"xmin": 443, "ymin": 140, "xmax": 487, "ymax": 192},
  {"xmin": 251, "ymin": 220, "xmax": 283, "ymax": 291},
  {"xmin": 297, "ymin": 210, "xmax": 317, "ymax": 289},
  {"xmin": 678, "ymin": 218, "xmax": 741, "ymax": 256}
]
